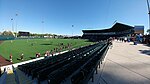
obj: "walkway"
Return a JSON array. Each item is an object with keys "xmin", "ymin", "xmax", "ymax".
[{"xmin": 89, "ymin": 41, "xmax": 150, "ymax": 84}]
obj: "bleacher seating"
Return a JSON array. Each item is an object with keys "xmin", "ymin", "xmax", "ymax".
[{"xmin": 18, "ymin": 41, "xmax": 109, "ymax": 84}]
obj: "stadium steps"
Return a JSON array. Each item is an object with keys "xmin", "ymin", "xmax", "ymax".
[
  {"xmin": 6, "ymin": 73, "xmax": 17, "ymax": 84},
  {"xmin": 16, "ymin": 68, "xmax": 34, "ymax": 84}
]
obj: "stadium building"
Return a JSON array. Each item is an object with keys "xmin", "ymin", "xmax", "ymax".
[
  {"xmin": 18, "ymin": 31, "xmax": 30, "ymax": 37},
  {"xmin": 82, "ymin": 23, "xmax": 135, "ymax": 41},
  {"xmin": 134, "ymin": 26, "xmax": 144, "ymax": 35}
]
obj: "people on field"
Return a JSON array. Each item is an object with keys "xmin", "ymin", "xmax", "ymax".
[
  {"xmin": 47, "ymin": 51, "xmax": 50, "ymax": 56},
  {"xmin": 59, "ymin": 47, "xmax": 62, "ymax": 53},
  {"xmin": 51, "ymin": 50, "xmax": 54, "ymax": 57},
  {"xmin": 20, "ymin": 53, "xmax": 24, "ymax": 60},
  {"xmin": 10, "ymin": 54, "xmax": 13, "ymax": 62},
  {"xmin": 53, "ymin": 48, "xmax": 55, "ymax": 53},
  {"xmin": 36, "ymin": 53, "xmax": 39, "ymax": 58},
  {"xmin": 44, "ymin": 53, "xmax": 47, "ymax": 58},
  {"xmin": 36, "ymin": 53, "xmax": 41, "ymax": 58},
  {"xmin": 44, "ymin": 51, "xmax": 50, "ymax": 58},
  {"xmin": 67, "ymin": 43, "xmax": 70, "ymax": 50},
  {"xmin": 56, "ymin": 48, "xmax": 58, "ymax": 52}
]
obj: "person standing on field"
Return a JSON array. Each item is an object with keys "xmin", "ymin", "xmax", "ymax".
[
  {"xmin": 10, "ymin": 54, "xmax": 13, "ymax": 62},
  {"xmin": 20, "ymin": 53, "xmax": 24, "ymax": 60},
  {"xmin": 0, "ymin": 65, "xmax": 2, "ymax": 77}
]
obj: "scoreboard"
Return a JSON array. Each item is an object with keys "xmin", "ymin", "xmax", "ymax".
[{"xmin": 18, "ymin": 31, "xmax": 30, "ymax": 36}]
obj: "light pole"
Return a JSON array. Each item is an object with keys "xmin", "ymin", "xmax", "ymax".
[
  {"xmin": 42, "ymin": 21, "xmax": 44, "ymax": 38},
  {"xmin": 15, "ymin": 13, "xmax": 18, "ymax": 37},
  {"xmin": 11, "ymin": 18, "xmax": 14, "ymax": 33},
  {"xmin": 147, "ymin": 0, "xmax": 150, "ymax": 34},
  {"xmin": 72, "ymin": 25, "xmax": 74, "ymax": 37}
]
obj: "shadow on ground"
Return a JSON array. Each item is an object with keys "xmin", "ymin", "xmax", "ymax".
[
  {"xmin": 30, "ymin": 57, "xmax": 36, "ymax": 59},
  {"xmin": 40, "ymin": 43, "xmax": 52, "ymax": 45},
  {"xmin": 143, "ymin": 44, "xmax": 150, "ymax": 47},
  {"xmin": 98, "ymin": 60, "xmax": 150, "ymax": 84},
  {"xmin": 139, "ymin": 50, "xmax": 150, "ymax": 56}
]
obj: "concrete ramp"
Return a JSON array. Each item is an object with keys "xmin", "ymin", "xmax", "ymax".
[{"xmin": 89, "ymin": 41, "xmax": 150, "ymax": 84}]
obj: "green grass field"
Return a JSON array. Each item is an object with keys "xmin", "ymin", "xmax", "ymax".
[{"xmin": 0, "ymin": 39, "xmax": 93, "ymax": 63}]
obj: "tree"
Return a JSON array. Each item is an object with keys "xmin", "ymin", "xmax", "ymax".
[
  {"xmin": 2, "ymin": 31, "xmax": 14, "ymax": 36},
  {"xmin": 147, "ymin": 29, "xmax": 150, "ymax": 33}
]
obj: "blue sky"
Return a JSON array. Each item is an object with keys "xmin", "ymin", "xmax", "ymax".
[{"xmin": 0, "ymin": 0, "xmax": 149, "ymax": 35}]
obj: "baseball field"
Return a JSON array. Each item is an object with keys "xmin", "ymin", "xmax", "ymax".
[{"xmin": 0, "ymin": 39, "xmax": 93, "ymax": 63}]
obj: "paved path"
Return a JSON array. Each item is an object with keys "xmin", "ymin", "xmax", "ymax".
[{"xmin": 89, "ymin": 41, "xmax": 150, "ymax": 84}]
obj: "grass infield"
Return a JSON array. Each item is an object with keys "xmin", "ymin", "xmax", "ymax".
[{"xmin": 0, "ymin": 39, "xmax": 93, "ymax": 63}]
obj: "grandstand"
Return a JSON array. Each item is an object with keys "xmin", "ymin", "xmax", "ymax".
[{"xmin": 82, "ymin": 22, "xmax": 134, "ymax": 41}]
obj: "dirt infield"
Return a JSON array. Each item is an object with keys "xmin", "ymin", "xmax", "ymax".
[
  {"xmin": 0, "ymin": 41, "xmax": 3, "ymax": 44},
  {"xmin": 0, "ymin": 41, "xmax": 13, "ymax": 66},
  {"xmin": 0, "ymin": 55, "xmax": 13, "ymax": 66}
]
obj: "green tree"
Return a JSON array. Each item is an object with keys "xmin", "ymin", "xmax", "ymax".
[
  {"xmin": 147, "ymin": 29, "xmax": 150, "ymax": 33},
  {"xmin": 2, "ymin": 31, "xmax": 14, "ymax": 36}
]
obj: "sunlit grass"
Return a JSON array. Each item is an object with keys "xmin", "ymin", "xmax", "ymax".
[{"xmin": 0, "ymin": 39, "xmax": 93, "ymax": 63}]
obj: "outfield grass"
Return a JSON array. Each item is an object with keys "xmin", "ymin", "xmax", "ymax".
[{"xmin": 0, "ymin": 39, "xmax": 93, "ymax": 63}]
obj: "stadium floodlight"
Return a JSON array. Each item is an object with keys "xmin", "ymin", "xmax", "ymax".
[
  {"xmin": 72, "ymin": 25, "xmax": 74, "ymax": 37},
  {"xmin": 11, "ymin": 18, "xmax": 15, "ymax": 37},
  {"xmin": 11, "ymin": 18, "xmax": 14, "ymax": 32},
  {"xmin": 147, "ymin": 0, "xmax": 150, "ymax": 34}
]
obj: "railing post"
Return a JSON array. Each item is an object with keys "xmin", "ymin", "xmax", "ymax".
[
  {"xmin": 99, "ymin": 62, "xmax": 100, "ymax": 68},
  {"xmin": 96, "ymin": 67, "xmax": 98, "ymax": 74},
  {"xmin": 92, "ymin": 76, "xmax": 94, "ymax": 82}
]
